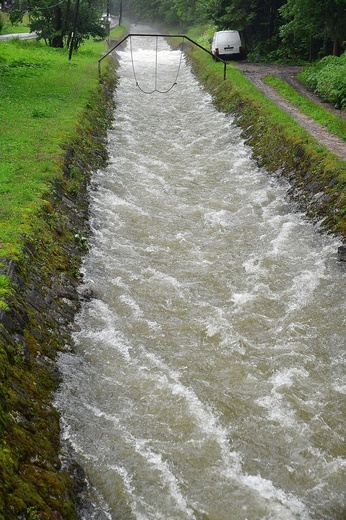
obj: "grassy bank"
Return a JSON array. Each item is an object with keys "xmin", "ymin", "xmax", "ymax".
[
  {"xmin": 186, "ymin": 46, "xmax": 346, "ymax": 239},
  {"xmin": 1, "ymin": 36, "xmax": 106, "ymax": 260},
  {"xmin": 0, "ymin": 28, "xmax": 126, "ymax": 309},
  {"xmin": 0, "ymin": 27, "xmax": 124, "ymax": 519}
]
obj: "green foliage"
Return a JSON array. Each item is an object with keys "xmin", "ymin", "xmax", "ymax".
[
  {"xmin": 299, "ymin": 53, "xmax": 346, "ymax": 109},
  {"xmin": 130, "ymin": 0, "xmax": 209, "ymax": 26},
  {"xmin": 125, "ymin": 0, "xmax": 346, "ymax": 61},
  {"xmin": 0, "ymin": 11, "xmax": 29, "ymax": 33},
  {"xmin": 188, "ymin": 24, "xmax": 215, "ymax": 48},
  {"xmin": 26, "ymin": 506, "xmax": 44, "ymax": 520},
  {"xmin": 3, "ymin": 0, "xmax": 345, "ymax": 60},
  {"xmin": 9, "ymin": 0, "xmax": 106, "ymax": 48},
  {"xmin": 0, "ymin": 275, "xmax": 11, "ymax": 292},
  {"xmin": 279, "ymin": 0, "xmax": 346, "ymax": 60}
]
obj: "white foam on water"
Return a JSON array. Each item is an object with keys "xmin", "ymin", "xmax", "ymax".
[
  {"xmin": 55, "ymin": 28, "xmax": 346, "ymax": 520},
  {"xmin": 133, "ymin": 440, "xmax": 196, "ymax": 519},
  {"xmin": 73, "ymin": 298, "xmax": 133, "ymax": 362},
  {"xmin": 119, "ymin": 294, "xmax": 143, "ymax": 319},
  {"xmin": 135, "ymin": 350, "xmax": 312, "ymax": 518},
  {"xmin": 231, "ymin": 291, "xmax": 256, "ymax": 308},
  {"xmin": 332, "ymin": 381, "xmax": 346, "ymax": 394},
  {"xmin": 238, "ymin": 474, "xmax": 311, "ymax": 520},
  {"xmin": 256, "ymin": 368, "xmax": 310, "ymax": 428}
]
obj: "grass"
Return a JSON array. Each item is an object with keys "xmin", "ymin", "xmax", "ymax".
[
  {"xmin": 0, "ymin": 12, "xmax": 30, "ymax": 33},
  {"xmin": 0, "ymin": 39, "xmax": 100, "ymax": 258},
  {"xmin": 0, "ymin": 275, "xmax": 12, "ymax": 310},
  {"xmin": 264, "ymin": 75, "xmax": 346, "ymax": 142},
  {"xmin": 0, "ymin": 25, "xmax": 126, "ymax": 308},
  {"xmin": 0, "ymin": 27, "xmax": 124, "ymax": 257}
]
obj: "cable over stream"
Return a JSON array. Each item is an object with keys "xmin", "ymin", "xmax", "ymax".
[
  {"xmin": 98, "ymin": 33, "xmax": 227, "ymax": 82},
  {"xmin": 129, "ymin": 35, "xmax": 185, "ymax": 94},
  {"xmin": 57, "ymin": 28, "xmax": 346, "ymax": 520}
]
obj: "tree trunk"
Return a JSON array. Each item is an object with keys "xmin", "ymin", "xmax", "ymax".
[
  {"xmin": 333, "ymin": 38, "xmax": 341, "ymax": 56},
  {"xmin": 51, "ymin": 6, "xmax": 64, "ymax": 48}
]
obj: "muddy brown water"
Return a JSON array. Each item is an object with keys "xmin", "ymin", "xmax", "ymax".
[{"xmin": 55, "ymin": 31, "xmax": 346, "ymax": 519}]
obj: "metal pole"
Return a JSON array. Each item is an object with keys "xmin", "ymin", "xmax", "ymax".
[
  {"xmin": 98, "ymin": 34, "xmax": 227, "ymax": 79},
  {"xmin": 119, "ymin": 0, "xmax": 122, "ymax": 26},
  {"xmin": 68, "ymin": 0, "xmax": 80, "ymax": 61},
  {"xmin": 98, "ymin": 33, "xmax": 129, "ymax": 76}
]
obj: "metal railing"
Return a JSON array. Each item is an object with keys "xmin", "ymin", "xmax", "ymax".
[{"xmin": 98, "ymin": 33, "xmax": 227, "ymax": 81}]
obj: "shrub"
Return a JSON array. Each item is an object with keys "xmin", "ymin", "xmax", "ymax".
[{"xmin": 299, "ymin": 52, "xmax": 346, "ymax": 109}]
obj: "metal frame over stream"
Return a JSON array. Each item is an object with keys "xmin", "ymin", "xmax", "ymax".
[{"xmin": 98, "ymin": 33, "xmax": 228, "ymax": 83}]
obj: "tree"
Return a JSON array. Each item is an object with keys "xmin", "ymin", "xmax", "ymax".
[
  {"xmin": 128, "ymin": 0, "xmax": 208, "ymax": 27},
  {"xmin": 204, "ymin": 0, "xmax": 345, "ymax": 59},
  {"xmin": 9, "ymin": 0, "xmax": 106, "ymax": 49},
  {"xmin": 279, "ymin": 0, "xmax": 346, "ymax": 59},
  {"xmin": 205, "ymin": 0, "xmax": 285, "ymax": 53},
  {"xmin": 94, "ymin": 0, "xmax": 345, "ymax": 61}
]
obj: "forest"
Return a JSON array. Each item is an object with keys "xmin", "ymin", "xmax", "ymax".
[
  {"xmin": 2, "ymin": 0, "xmax": 345, "ymax": 61},
  {"xmin": 127, "ymin": 0, "xmax": 346, "ymax": 61}
]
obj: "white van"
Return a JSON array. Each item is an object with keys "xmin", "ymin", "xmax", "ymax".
[{"xmin": 211, "ymin": 30, "xmax": 242, "ymax": 60}]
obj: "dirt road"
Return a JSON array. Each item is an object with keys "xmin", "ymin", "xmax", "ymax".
[{"xmin": 234, "ymin": 62, "xmax": 346, "ymax": 160}]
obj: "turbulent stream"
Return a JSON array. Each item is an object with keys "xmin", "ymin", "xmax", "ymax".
[{"xmin": 55, "ymin": 29, "xmax": 346, "ymax": 519}]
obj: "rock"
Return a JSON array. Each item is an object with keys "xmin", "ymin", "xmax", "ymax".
[{"xmin": 337, "ymin": 245, "xmax": 346, "ymax": 261}]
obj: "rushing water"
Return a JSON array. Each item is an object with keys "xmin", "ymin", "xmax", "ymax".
[{"xmin": 55, "ymin": 30, "xmax": 346, "ymax": 519}]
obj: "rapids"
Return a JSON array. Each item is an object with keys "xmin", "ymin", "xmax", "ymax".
[{"xmin": 55, "ymin": 30, "xmax": 346, "ymax": 519}]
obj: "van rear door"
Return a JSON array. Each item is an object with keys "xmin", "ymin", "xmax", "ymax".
[{"xmin": 211, "ymin": 31, "xmax": 242, "ymax": 59}]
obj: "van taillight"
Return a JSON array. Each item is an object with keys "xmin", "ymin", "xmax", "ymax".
[{"xmin": 215, "ymin": 47, "xmax": 219, "ymax": 55}]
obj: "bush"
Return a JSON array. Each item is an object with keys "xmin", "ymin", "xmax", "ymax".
[{"xmin": 299, "ymin": 52, "xmax": 346, "ymax": 109}]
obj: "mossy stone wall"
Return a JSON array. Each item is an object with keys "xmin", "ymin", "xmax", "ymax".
[{"xmin": 0, "ymin": 66, "xmax": 117, "ymax": 520}]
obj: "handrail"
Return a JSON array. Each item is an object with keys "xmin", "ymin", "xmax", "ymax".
[{"xmin": 98, "ymin": 33, "xmax": 227, "ymax": 80}]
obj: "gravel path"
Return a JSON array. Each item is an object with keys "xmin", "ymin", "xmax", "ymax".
[{"xmin": 234, "ymin": 62, "xmax": 346, "ymax": 160}]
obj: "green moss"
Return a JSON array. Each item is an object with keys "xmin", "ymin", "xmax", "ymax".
[
  {"xmin": 0, "ymin": 276, "xmax": 12, "ymax": 310},
  {"xmin": 0, "ymin": 53, "xmax": 118, "ymax": 518}
]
